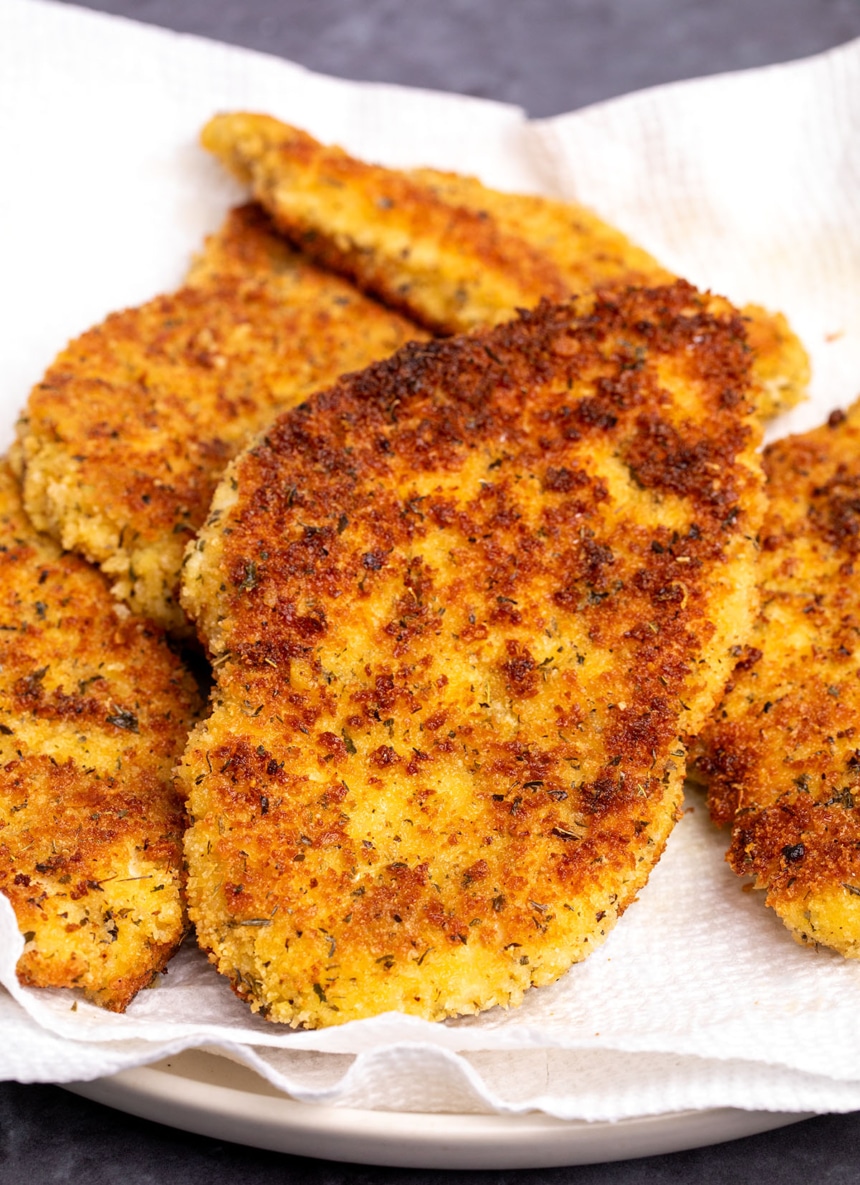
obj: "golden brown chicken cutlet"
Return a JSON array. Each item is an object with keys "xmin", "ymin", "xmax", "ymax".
[
  {"xmin": 696, "ymin": 400, "xmax": 860, "ymax": 957},
  {"xmin": 0, "ymin": 462, "xmax": 200, "ymax": 1011},
  {"xmin": 14, "ymin": 204, "xmax": 426, "ymax": 633},
  {"xmin": 202, "ymin": 113, "xmax": 809, "ymax": 418},
  {"xmin": 178, "ymin": 280, "xmax": 764, "ymax": 1027}
]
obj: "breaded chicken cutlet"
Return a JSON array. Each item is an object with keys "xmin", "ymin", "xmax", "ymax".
[
  {"xmin": 14, "ymin": 204, "xmax": 426, "ymax": 633},
  {"xmin": 696, "ymin": 400, "xmax": 860, "ymax": 957},
  {"xmin": 0, "ymin": 462, "xmax": 199, "ymax": 1011},
  {"xmin": 202, "ymin": 112, "xmax": 809, "ymax": 418},
  {"xmin": 177, "ymin": 280, "xmax": 764, "ymax": 1027}
]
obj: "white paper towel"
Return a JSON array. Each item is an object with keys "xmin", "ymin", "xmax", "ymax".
[{"xmin": 3, "ymin": 0, "xmax": 860, "ymax": 1121}]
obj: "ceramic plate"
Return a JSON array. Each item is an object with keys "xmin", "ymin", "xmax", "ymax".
[{"xmin": 66, "ymin": 1049, "xmax": 812, "ymax": 1169}]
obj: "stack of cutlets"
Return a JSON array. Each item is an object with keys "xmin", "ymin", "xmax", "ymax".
[
  {"xmin": 202, "ymin": 114, "xmax": 809, "ymax": 417},
  {"xmin": 6, "ymin": 190, "xmax": 425, "ymax": 1009},
  {"xmin": 4, "ymin": 112, "xmax": 847, "ymax": 1027}
]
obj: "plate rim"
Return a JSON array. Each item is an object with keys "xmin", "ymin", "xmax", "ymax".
[{"xmin": 63, "ymin": 1048, "xmax": 815, "ymax": 1169}]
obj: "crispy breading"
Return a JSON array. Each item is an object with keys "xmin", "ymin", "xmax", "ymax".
[
  {"xmin": 14, "ymin": 204, "xmax": 426, "ymax": 632},
  {"xmin": 201, "ymin": 116, "xmax": 570, "ymax": 334},
  {"xmin": 413, "ymin": 169, "xmax": 810, "ymax": 420},
  {"xmin": 410, "ymin": 165, "xmax": 673, "ymax": 293},
  {"xmin": 696, "ymin": 401, "xmax": 860, "ymax": 957},
  {"xmin": 202, "ymin": 113, "xmax": 809, "ymax": 418},
  {"xmin": 178, "ymin": 281, "xmax": 764, "ymax": 1027},
  {"xmin": 184, "ymin": 199, "xmax": 313, "ymax": 286},
  {"xmin": 0, "ymin": 462, "xmax": 199, "ymax": 1010},
  {"xmin": 741, "ymin": 304, "xmax": 811, "ymax": 421}
]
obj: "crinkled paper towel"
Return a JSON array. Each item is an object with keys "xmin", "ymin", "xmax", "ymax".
[{"xmin": 2, "ymin": 0, "xmax": 860, "ymax": 1122}]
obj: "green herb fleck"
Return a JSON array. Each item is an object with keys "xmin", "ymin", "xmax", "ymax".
[
  {"xmin": 237, "ymin": 561, "xmax": 258, "ymax": 592},
  {"xmin": 106, "ymin": 709, "xmax": 139, "ymax": 733}
]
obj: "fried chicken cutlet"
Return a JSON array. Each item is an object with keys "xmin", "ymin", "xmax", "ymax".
[
  {"xmin": 201, "ymin": 113, "xmax": 809, "ymax": 418},
  {"xmin": 0, "ymin": 462, "xmax": 199, "ymax": 1010},
  {"xmin": 14, "ymin": 204, "xmax": 426, "ymax": 633},
  {"xmin": 177, "ymin": 280, "xmax": 764, "ymax": 1027},
  {"xmin": 697, "ymin": 400, "xmax": 860, "ymax": 957}
]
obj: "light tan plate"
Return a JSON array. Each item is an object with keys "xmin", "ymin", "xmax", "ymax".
[{"xmin": 65, "ymin": 1049, "xmax": 813, "ymax": 1168}]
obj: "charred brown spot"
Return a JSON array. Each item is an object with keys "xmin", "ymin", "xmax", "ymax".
[
  {"xmin": 734, "ymin": 646, "xmax": 763, "ymax": 672},
  {"xmin": 625, "ymin": 413, "xmax": 746, "ymax": 518},
  {"xmin": 543, "ymin": 466, "xmax": 589, "ymax": 493},
  {"xmin": 462, "ymin": 859, "xmax": 489, "ymax": 885},
  {"xmin": 808, "ymin": 468, "xmax": 860, "ymax": 556},
  {"xmin": 370, "ymin": 744, "xmax": 401, "ymax": 768},
  {"xmin": 500, "ymin": 640, "xmax": 539, "ymax": 699},
  {"xmin": 576, "ymin": 397, "xmax": 618, "ymax": 430},
  {"xmin": 318, "ymin": 732, "xmax": 348, "ymax": 761}
]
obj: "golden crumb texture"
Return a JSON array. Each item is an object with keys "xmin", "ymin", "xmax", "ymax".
[
  {"xmin": 14, "ymin": 204, "xmax": 425, "ymax": 632},
  {"xmin": 201, "ymin": 112, "xmax": 809, "ymax": 417},
  {"xmin": 0, "ymin": 463, "xmax": 201, "ymax": 1010},
  {"xmin": 178, "ymin": 281, "xmax": 764, "ymax": 1027},
  {"xmin": 697, "ymin": 400, "xmax": 860, "ymax": 958}
]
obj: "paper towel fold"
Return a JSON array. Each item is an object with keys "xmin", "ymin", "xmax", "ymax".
[{"xmin": 3, "ymin": 0, "xmax": 860, "ymax": 1121}]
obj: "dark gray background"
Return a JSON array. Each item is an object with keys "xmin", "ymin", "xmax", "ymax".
[
  {"xmin": 6, "ymin": 1, "xmax": 860, "ymax": 1181},
  {"xmin": 40, "ymin": 0, "xmax": 860, "ymax": 116}
]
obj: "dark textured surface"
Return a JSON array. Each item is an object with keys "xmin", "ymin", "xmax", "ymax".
[
  {"xmin": 52, "ymin": 0, "xmax": 860, "ymax": 117},
  {"xmin": 2, "ymin": 1083, "xmax": 860, "ymax": 1183},
  {"xmin": 10, "ymin": 1, "xmax": 860, "ymax": 1180}
]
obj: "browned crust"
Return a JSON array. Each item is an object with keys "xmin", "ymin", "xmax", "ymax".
[
  {"xmin": 0, "ymin": 463, "xmax": 200, "ymax": 1010},
  {"xmin": 15, "ymin": 204, "xmax": 425, "ymax": 631},
  {"xmin": 696, "ymin": 402, "xmax": 860, "ymax": 955},
  {"xmin": 410, "ymin": 165, "xmax": 673, "ymax": 294},
  {"xmin": 202, "ymin": 115, "xmax": 809, "ymax": 417},
  {"xmin": 178, "ymin": 280, "xmax": 763, "ymax": 1026},
  {"xmin": 201, "ymin": 115, "xmax": 571, "ymax": 332},
  {"xmin": 186, "ymin": 200, "xmax": 320, "ymax": 285}
]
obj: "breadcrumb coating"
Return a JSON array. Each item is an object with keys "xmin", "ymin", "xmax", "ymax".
[
  {"xmin": 0, "ymin": 463, "xmax": 200, "ymax": 1010},
  {"xmin": 696, "ymin": 400, "xmax": 860, "ymax": 957},
  {"xmin": 178, "ymin": 281, "xmax": 763, "ymax": 1026},
  {"xmin": 14, "ymin": 205, "xmax": 425, "ymax": 632},
  {"xmin": 202, "ymin": 113, "xmax": 809, "ymax": 418}
]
